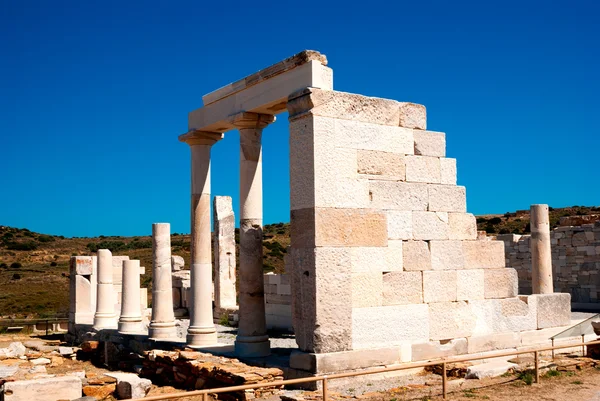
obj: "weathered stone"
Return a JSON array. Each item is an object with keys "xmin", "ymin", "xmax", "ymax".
[
  {"xmin": 352, "ymin": 304, "xmax": 429, "ymax": 348},
  {"xmin": 382, "ymin": 271, "xmax": 423, "ymax": 305},
  {"xmin": 462, "ymin": 240, "xmax": 505, "ymax": 269},
  {"xmin": 314, "ymin": 208, "xmax": 388, "ymax": 247},
  {"xmin": 411, "ymin": 338, "xmax": 468, "ymax": 361},
  {"xmin": 466, "ymin": 361, "xmax": 518, "ymax": 379},
  {"xmin": 484, "ymin": 269, "xmax": 518, "ymax": 299},
  {"xmin": 349, "ymin": 246, "xmax": 402, "ymax": 273},
  {"xmin": 399, "ymin": 103, "xmax": 427, "ymax": 130},
  {"xmin": 430, "ymin": 240, "xmax": 464, "ymax": 270},
  {"xmin": 351, "ymin": 272, "xmax": 383, "ymax": 307},
  {"xmin": 290, "ymin": 347, "xmax": 402, "ymax": 374},
  {"xmin": 428, "ymin": 185, "xmax": 467, "ymax": 212},
  {"xmin": 534, "ymin": 293, "xmax": 571, "ymax": 329},
  {"xmin": 369, "ymin": 181, "xmax": 428, "ymax": 211},
  {"xmin": 3, "ymin": 376, "xmax": 82, "ymax": 401},
  {"xmin": 413, "ymin": 130, "xmax": 445, "ymax": 157},
  {"xmin": 457, "ymin": 269, "xmax": 485, "ymax": 301},
  {"xmin": 213, "ymin": 196, "xmax": 237, "ymax": 310},
  {"xmin": 423, "ymin": 271, "xmax": 457, "ymax": 303},
  {"xmin": 29, "ymin": 357, "xmax": 51, "ymax": 366},
  {"xmin": 105, "ymin": 372, "xmax": 152, "ymax": 399},
  {"xmin": 405, "ymin": 156, "xmax": 441, "ymax": 184},
  {"xmin": 387, "ymin": 210, "xmax": 413, "ymax": 240},
  {"xmin": 4, "ymin": 342, "xmax": 26, "ymax": 358},
  {"xmin": 440, "ymin": 158, "xmax": 457, "ymax": 185},
  {"xmin": 171, "ymin": 255, "xmax": 185, "ymax": 271},
  {"xmin": 448, "ymin": 213, "xmax": 477, "ymax": 240},
  {"xmin": 83, "ymin": 384, "xmax": 116, "ymax": 399},
  {"xmin": 467, "ymin": 332, "xmax": 520, "ymax": 353},
  {"xmin": 428, "ymin": 301, "xmax": 476, "ymax": 341},
  {"xmin": 335, "ymin": 119, "xmax": 414, "ymax": 154},
  {"xmin": 403, "ymin": 240, "xmax": 432, "ymax": 271},
  {"xmin": 413, "ymin": 211, "xmax": 449, "ymax": 240},
  {"xmin": 357, "ymin": 150, "xmax": 405, "ymax": 178}
]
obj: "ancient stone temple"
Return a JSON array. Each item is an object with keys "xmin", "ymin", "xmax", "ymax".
[{"xmin": 181, "ymin": 50, "xmax": 572, "ymax": 373}]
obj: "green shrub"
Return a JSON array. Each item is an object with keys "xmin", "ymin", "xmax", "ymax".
[
  {"xmin": 0, "ymin": 263, "xmax": 7, "ymax": 269},
  {"xmin": 37, "ymin": 234, "xmax": 55, "ymax": 243},
  {"xmin": 10, "ymin": 262, "xmax": 22, "ymax": 269},
  {"xmin": 488, "ymin": 217, "xmax": 502, "ymax": 225},
  {"xmin": 518, "ymin": 370, "xmax": 535, "ymax": 385},
  {"xmin": 50, "ymin": 261, "xmax": 58, "ymax": 267},
  {"xmin": 7, "ymin": 241, "xmax": 38, "ymax": 251},
  {"xmin": 11, "ymin": 273, "xmax": 21, "ymax": 280}
]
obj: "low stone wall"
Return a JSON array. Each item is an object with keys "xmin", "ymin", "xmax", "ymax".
[
  {"xmin": 264, "ymin": 273, "xmax": 292, "ymax": 332},
  {"xmin": 498, "ymin": 219, "xmax": 600, "ymax": 307}
]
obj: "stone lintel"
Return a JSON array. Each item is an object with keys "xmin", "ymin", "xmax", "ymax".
[
  {"xmin": 227, "ymin": 112, "xmax": 276, "ymax": 129},
  {"xmin": 203, "ymin": 50, "xmax": 328, "ymax": 105},
  {"xmin": 178, "ymin": 130, "xmax": 224, "ymax": 146}
]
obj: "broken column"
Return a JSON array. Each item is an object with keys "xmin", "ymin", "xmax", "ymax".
[
  {"xmin": 179, "ymin": 130, "xmax": 222, "ymax": 347},
  {"xmin": 213, "ymin": 195, "xmax": 237, "ymax": 311},
  {"xmin": 68, "ymin": 256, "xmax": 95, "ymax": 333},
  {"xmin": 148, "ymin": 223, "xmax": 177, "ymax": 339},
  {"xmin": 531, "ymin": 204, "xmax": 553, "ymax": 294},
  {"xmin": 118, "ymin": 259, "xmax": 144, "ymax": 333},
  {"xmin": 230, "ymin": 112, "xmax": 274, "ymax": 357},
  {"xmin": 93, "ymin": 249, "xmax": 117, "ymax": 330}
]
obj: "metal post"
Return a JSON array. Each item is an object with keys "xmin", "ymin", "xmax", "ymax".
[
  {"xmin": 442, "ymin": 362, "xmax": 447, "ymax": 399},
  {"xmin": 534, "ymin": 351, "xmax": 539, "ymax": 384},
  {"xmin": 582, "ymin": 335, "xmax": 585, "ymax": 356},
  {"xmin": 551, "ymin": 338, "xmax": 555, "ymax": 360},
  {"xmin": 46, "ymin": 320, "xmax": 49, "ymax": 336},
  {"xmin": 322, "ymin": 377, "xmax": 328, "ymax": 401},
  {"xmin": 203, "ymin": 392, "xmax": 208, "ymax": 401}
]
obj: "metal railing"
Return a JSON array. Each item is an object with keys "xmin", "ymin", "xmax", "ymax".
[
  {"xmin": 0, "ymin": 317, "xmax": 69, "ymax": 335},
  {"xmin": 131, "ymin": 338, "xmax": 600, "ymax": 401}
]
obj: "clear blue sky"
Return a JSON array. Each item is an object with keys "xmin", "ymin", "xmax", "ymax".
[{"xmin": 1, "ymin": 1, "xmax": 598, "ymax": 238}]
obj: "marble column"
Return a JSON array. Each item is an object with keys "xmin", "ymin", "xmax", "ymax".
[
  {"xmin": 531, "ymin": 204, "xmax": 554, "ymax": 294},
  {"xmin": 214, "ymin": 195, "xmax": 237, "ymax": 310},
  {"xmin": 229, "ymin": 112, "xmax": 275, "ymax": 357},
  {"xmin": 148, "ymin": 223, "xmax": 177, "ymax": 339},
  {"xmin": 179, "ymin": 130, "xmax": 223, "ymax": 347},
  {"xmin": 118, "ymin": 259, "xmax": 144, "ymax": 334},
  {"xmin": 93, "ymin": 249, "xmax": 117, "ymax": 330}
]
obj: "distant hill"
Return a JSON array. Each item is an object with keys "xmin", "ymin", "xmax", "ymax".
[{"xmin": 1, "ymin": 205, "xmax": 598, "ymax": 318}]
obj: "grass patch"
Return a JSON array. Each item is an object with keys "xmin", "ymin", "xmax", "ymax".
[
  {"xmin": 543, "ymin": 369, "xmax": 561, "ymax": 378},
  {"xmin": 572, "ymin": 380, "xmax": 583, "ymax": 385},
  {"xmin": 517, "ymin": 369, "xmax": 535, "ymax": 385}
]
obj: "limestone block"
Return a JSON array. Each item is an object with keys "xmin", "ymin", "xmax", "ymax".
[
  {"xmin": 423, "ymin": 271, "xmax": 457, "ymax": 303},
  {"xmin": 288, "ymin": 87, "xmax": 404, "ymax": 127},
  {"xmin": 382, "ymin": 271, "xmax": 423, "ymax": 305},
  {"xmin": 413, "ymin": 211, "xmax": 449, "ymax": 240},
  {"xmin": 457, "ymin": 269, "xmax": 485, "ymax": 301},
  {"xmin": 399, "ymin": 102, "xmax": 427, "ymax": 129},
  {"xmin": 403, "ymin": 240, "xmax": 431, "ymax": 271},
  {"xmin": 105, "ymin": 372, "xmax": 152, "ymax": 399},
  {"xmin": 387, "ymin": 210, "xmax": 413, "ymax": 240},
  {"xmin": 2, "ymin": 376, "xmax": 82, "ymax": 401},
  {"xmin": 369, "ymin": 181, "xmax": 428, "ymax": 211},
  {"xmin": 470, "ymin": 297, "xmax": 537, "ymax": 336},
  {"xmin": 428, "ymin": 185, "xmax": 467, "ymax": 212},
  {"xmin": 411, "ymin": 338, "xmax": 467, "ymax": 361},
  {"xmin": 430, "ymin": 240, "xmax": 464, "ymax": 270},
  {"xmin": 350, "ymin": 246, "xmax": 402, "ymax": 273},
  {"xmin": 463, "ymin": 240, "xmax": 505, "ymax": 269},
  {"xmin": 405, "ymin": 156, "xmax": 441, "ymax": 184},
  {"xmin": 111, "ymin": 255, "xmax": 130, "ymax": 285},
  {"xmin": 448, "ymin": 213, "xmax": 477, "ymax": 240},
  {"xmin": 72, "ymin": 256, "xmax": 94, "ymax": 275},
  {"xmin": 171, "ymin": 255, "xmax": 185, "ymax": 271},
  {"xmin": 466, "ymin": 361, "xmax": 518, "ymax": 379},
  {"xmin": 428, "ymin": 301, "xmax": 476, "ymax": 341},
  {"xmin": 352, "ymin": 304, "xmax": 429, "ymax": 348},
  {"xmin": 484, "ymin": 269, "xmax": 518, "ymax": 299},
  {"xmin": 357, "ymin": 149, "xmax": 405, "ymax": 179},
  {"xmin": 413, "ymin": 130, "xmax": 445, "ymax": 157},
  {"xmin": 533, "ymin": 293, "xmax": 571, "ymax": 329},
  {"xmin": 352, "ymin": 272, "xmax": 383, "ymax": 307},
  {"xmin": 335, "ymin": 119, "xmax": 414, "ymax": 154},
  {"xmin": 440, "ymin": 158, "xmax": 457, "ymax": 185},
  {"xmin": 467, "ymin": 332, "xmax": 520, "ymax": 353},
  {"xmin": 290, "ymin": 347, "xmax": 402, "ymax": 374}
]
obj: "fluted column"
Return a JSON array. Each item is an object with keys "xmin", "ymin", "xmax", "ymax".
[
  {"xmin": 93, "ymin": 249, "xmax": 117, "ymax": 330},
  {"xmin": 179, "ymin": 130, "xmax": 223, "ymax": 347},
  {"xmin": 229, "ymin": 112, "xmax": 275, "ymax": 357},
  {"xmin": 531, "ymin": 204, "xmax": 554, "ymax": 294},
  {"xmin": 118, "ymin": 259, "xmax": 143, "ymax": 334},
  {"xmin": 148, "ymin": 223, "xmax": 177, "ymax": 339}
]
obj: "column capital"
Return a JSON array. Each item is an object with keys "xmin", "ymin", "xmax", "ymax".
[
  {"xmin": 227, "ymin": 112, "xmax": 275, "ymax": 129},
  {"xmin": 179, "ymin": 130, "xmax": 224, "ymax": 146}
]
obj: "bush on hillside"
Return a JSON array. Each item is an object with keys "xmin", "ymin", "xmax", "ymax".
[
  {"xmin": 6, "ymin": 241, "xmax": 38, "ymax": 251},
  {"xmin": 10, "ymin": 262, "xmax": 22, "ymax": 269},
  {"xmin": 37, "ymin": 234, "xmax": 55, "ymax": 243}
]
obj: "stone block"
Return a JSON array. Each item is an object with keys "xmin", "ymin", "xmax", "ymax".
[
  {"xmin": 413, "ymin": 130, "xmax": 445, "ymax": 157},
  {"xmin": 352, "ymin": 304, "xmax": 429, "ymax": 348},
  {"xmin": 466, "ymin": 361, "xmax": 518, "ymax": 379},
  {"xmin": 2, "ymin": 376, "xmax": 82, "ymax": 401},
  {"xmin": 350, "ymin": 246, "xmax": 402, "ymax": 273},
  {"xmin": 470, "ymin": 297, "xmax": 537, "ymax": 336},
  {"xmin": 399, "ymin": 102, "xmax": 427, "ymax": 129},
  {"xmin": 387, "ymin": 210, "xmax": 413, "ymax": 240},
  {"xmin": 448, "ymin": 213, "xmax": 477, "ymax": 240},
  {"xmin": 428, "ymin": 185, "xmax": 467, "ymax": 212},
  {"xmin": 335, "ymin": 119, "xmax": 414, "ymax": 154},
  {"xmin": 369, "ymin": 181, "xmax": 428, "ymax": 211},
  {"xmin": 440, "ymin": 158, "xmax": 457, "ymax": 185},
  {"xmin": 430, "ymin": 240, "xmax": 464, "ymax": 270},
  {"xmin": 411, "ymin": 338, "xmax": 468, "ymax": 361},
  {"xmin": 105, "ymin": 372, "xmax": 152, "ymax": 399},
  {"xmin": 405, "ymin": 155, "xmax": 441, "ymax": 183},
  {"xmin": 413, "ymin": 211, "xmax": 449, "ymax": 240},
  {"xmin": 423, "ymin": 271, "xmax": 457, "ymax": 303},
  {"xmin": 382, "ymin": 271, "xmax": 423, "ymax": 305},
  {"xmin": 403, "ymin": 240, "xmax": 431, "ymax": 271},
  {"xmin": 290, "ymin": 347, "xmax": 402, "ymax": 374},
  {"xmin": 429, "ymin": 301, "xmax": 476, "ymax": 341},
  {"xmin": 357, "ymin": 149, "xmax": 405, "ymax": 178},
  {"xmin": 467, "ymin": 332, "xmax": 520, "ymax": 353},
  {"xmin": 352, "ymin": 272, "xmax": 383, "ymax": 307},
  {"xmin": 484, "ymin": 269, "xmax": 518, "ymax": 299},
  {"xmin": 533, "ymin": 293, "xmax": 571, "ymax": 329},
  {"xmin": 171, "ymin": 255, "xmax": 185, "ymax": 271},
  {"xmin": 71, "ymin": 256, "xmax": 94, "ymax": 275},
  {"xmin": 463, "ymin": 240, "xmax": 505, "ymax": 269},
  {"xmin": 457, "ymin": 269, "xmax": 485, "ymax": 301}
]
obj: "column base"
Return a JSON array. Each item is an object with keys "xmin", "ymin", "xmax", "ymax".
[
  {"xmin": 187, "ymin": 326, "xmax": 218, "ymax": 348},
  {"xmin": 93, "ymin": 314, "xmax": 118, "ymax": 331},
  {"xmin": 235, "ymin": 335, "xmax": 271, "ymax": 357},
  {"xmin": 118, "ymin": 319, "xmax": 144, "ymax": 334},
  {"xmin": 148, "ymin": 321, "xmax": 177, "ymax": 339}
]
